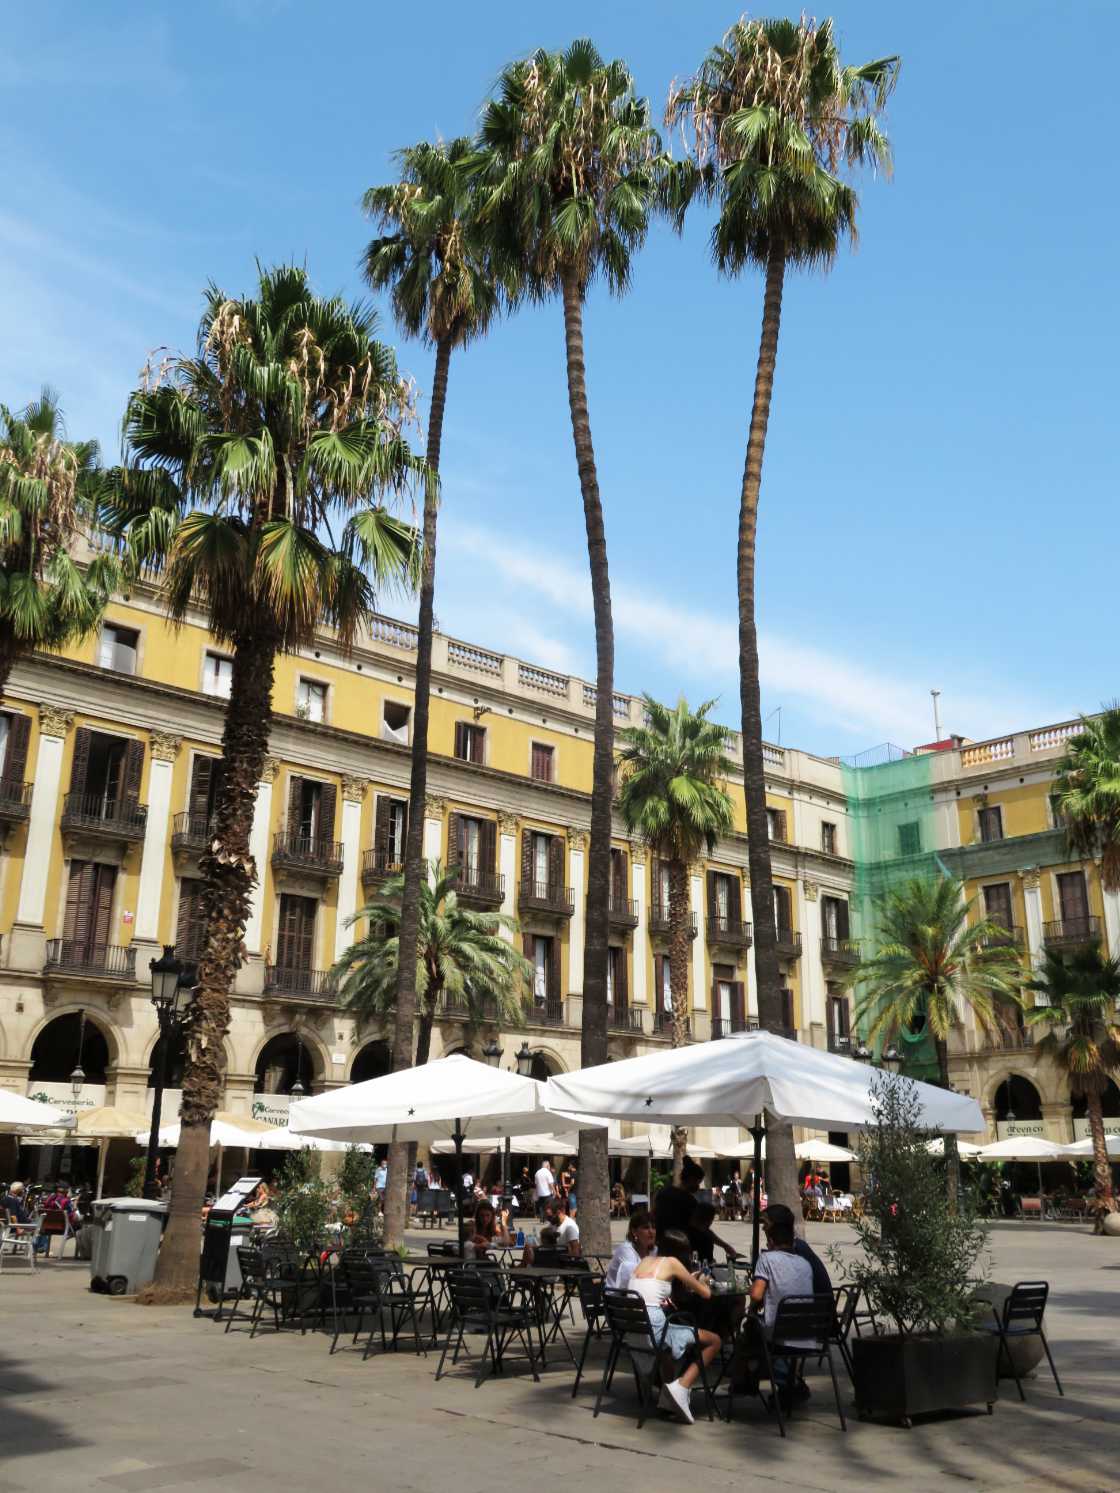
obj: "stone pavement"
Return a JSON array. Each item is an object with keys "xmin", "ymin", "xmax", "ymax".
[{"xmin": 1, "ymin": 1220, "xmax": 1117, "ymax": 1493}]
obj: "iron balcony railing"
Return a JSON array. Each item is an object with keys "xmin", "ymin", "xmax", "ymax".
[
  {"xmin": 820, "ymin": 936, "xmax": 861, "ymax": 966},
  {"xmin": 980, "ymin": 924, "xmax": 1024, "ymax": 951},
  {"xmin": 453, "ymin": 867, "xmax": 505, "ymax": 903},
  {"xmin": 528, "ymin": 998, "xmax": 568, "ymax": 1028},
  {"xmin": 653, "ymin": 1010, "xmax": 691, "ymax": 1039},
  {"xmin": 171, "ymin": 810, "xmax": 213, "ymax": 853},
  {"xmin": 609, "ymin": 1005, "xmax": 644, "ymax": 1034},
  {"xmin": 711, "ymin": 1016, "xmax": 759, "ymax": 1040},
  {"xmin": 774, "ymin": 926, "xmax": 803, "ymax": 960},
  {"xmin": 1043, "ymin": 915, "xmax": 1101, "ymax": 948},
  {"xmin": 271, "ymin": 829, "xmax": 344, "ymax": 876},
  {"xmin": 438, "ymin": 991, "xmax": 499, "ymax": 1023},
  {"xmin": 262, "ymin": 964, "xmax": 339, "ymax": 1000},
  {"xmin": 44, "ymin": 939, "xmax": 136, "ymax": 980},
  {"xmin": 60, "ymin": 792, "xmax": 147, "ymax": 840},
  {"xmin": 827, "ymin": 1033, "xmax": 853, "ymax": 1056},
  {"xmin": 518, "ymin": 879, "xmax": 575, "ymax": 917},
  {"xmin": 607, "ymin": 894, "xmax": 639, "ymax": 929},
  {"xmin": 706, "ymin": 915, "xmax": 753, "ymax": 947},
  {"xmin": 0, "ymin": 780, "xmax": 33, "ymax": 821},
  {"xmin": 362, "ymin": 847, "xmax": 404, "ymax": 882},
  {"xmin": 648, "ymin": 904, "xmax": 698, "ymax": 938}
]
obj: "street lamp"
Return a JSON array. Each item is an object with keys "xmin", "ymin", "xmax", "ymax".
[
  {"xmin": 481, "ymin": 1037, "xmax": 503, "ymax": 1069},
  {"xmin": 143, "ymin": 946, "xmax": 189, "ymax": 1200},
  {"xmin": 882, "ymin": 1044, "xmax": 901, "ymax": 1074},
  {"xmin": 289, "ymin": 1037, "xmax": 306, "ymax": 1099},
  {"xmin": 69, "ymin": 1007, "xmax": 87, "ymax": 1102},
  {"xmin": 853, "ymin": 1041, "xmax": 872, "ymax": 1064},
  {"xmin": 513, "ymin": 1041, "xmax": 534, "ymax": 1078}
]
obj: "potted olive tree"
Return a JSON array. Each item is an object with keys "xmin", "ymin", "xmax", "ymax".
[{"xmin": 840, "ymin": 1075, "xmax": 998, "ymax": 1426}]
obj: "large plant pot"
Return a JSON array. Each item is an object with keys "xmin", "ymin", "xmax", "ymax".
[
  {"xmin": 852, "ymin": 1333, "xmax": 998, "ymax": 1427},
  {"xmin": 972, "ymin": 1285, "xmax": 1045, "ymax": 1379},
  {"xmin": 1101, "ymin": 1211, "xmax": 1120, "ymax": 1238}
]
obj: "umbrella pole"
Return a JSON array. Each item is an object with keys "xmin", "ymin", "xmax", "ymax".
[
  {"xmin": 96, "ymin": 1138, "xmax": 108, "ymax": 1200},
  {"xmin": 454, "ymin": 1121, "xmax": 466, "ymax": 1252},
  {"xmin": 750, "ymin": 1114, "xmax": 765, "ymax": 1268},
  {"xmin": 502, "ymin": 1137, "xmax": 510, "ymax": 1213}
]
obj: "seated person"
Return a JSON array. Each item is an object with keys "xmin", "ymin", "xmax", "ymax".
[
  {"xmin": 759, "ymin": 1203, "xmax": 831, "ymax": 1295},
  {"xmin": 610, "ymin": 1181, "xmax": 628, "ymax": 1218},
  {"xmin": 687, "ymin": 1201, "xmax": 736, "ymax": 1266},
  {"xmin": 553, "ymin": 1196, "xmax": 581, "ymax": 1258},
  {"xmin": 466, "ymin": 1199, "xmax": 513, "ymax": 1259},
  {"xmin": 629, "ymin": 1229, "xmax": 722, "ymax": 1424},
  {"xmin": 747, "ymin": 1207, "xmax": 817, "ymax": 1406},
  {"xmin": 2, "ymin": 1180, "xmax": 31, "ymax": 1224},
  {"xmin": 605, "ymin": 1208, "xmax": 657, "ymax": 1291},
  {"xmin": 520, "ymin": 1223, "xmax": 558, "ymax": 1266}
]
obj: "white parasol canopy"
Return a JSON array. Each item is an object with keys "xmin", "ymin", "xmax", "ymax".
[
  {"xmin": 430, "ymin": 1131, "xmax": 582, "ymax": 1156},
  {"xmin": 976, "ymin": 1136, "xmax": 1070, "ymax": 1162},
  {"xmin": 1, "ymin": 1089, "xmax": 70, "ymax": 1132},
  {"xmin": 249, "ymin": 1126, "xmax": 370, "ymax": 1153},
  {"xmin": 796, "ymin": 1139, "xmax": 858, "ymax": 1163},
  {"xmin": 544, "ymin": 1030, "xmax": 985, "ymax": 1135},
  {"xmin": 136, "ymin": 1111, "xmax": 278, "ymax": 1149},
  {"xmin": 1063, "ymin": 1133, "xmax": 1120, "ymax": 1158},
  {"xmin": 926, "ymin": 1137, "xmax": 983, "ymax": 1158},
  {"xmin": 289, "ymin": 1054, "xmax": 599, "ymax": 1146}
]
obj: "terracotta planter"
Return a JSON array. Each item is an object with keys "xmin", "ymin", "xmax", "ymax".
[{"xmin": 852, "ymin": 1332, "xmax": 998, "ymax": 1427}]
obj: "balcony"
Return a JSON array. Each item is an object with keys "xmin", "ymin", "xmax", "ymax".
[
  {"xmin": 827, "ymin": 1033, "xmax": 854, "ymax": 1056},
  {"xmin": 711, "ymin": 1017, "xmax": 759, "ymax": 1040},
  {"xmin": 519, "ymin": 878, "xmax": 575, "ymax": 919},
  {"xmin": 609, "ymin": 1005, "xmax": 644, "ymax": 1034},
  {"xmin": 707, "ymin": 915, "xmax": 753, "ymax": 950},
  {"xmin": 653, "ymin": 1010, "xmax": 691, "ymax": 1039},
  {"xmin": 1043, "ymin": 916, "xmax": 1101, "ymax": 951},
  {"xmin": 608, "ymin": 894, "xmax": 639, "ymax": 931},
  {"xmin": 439, "ymin": 991, "xmax": 499, "ymax": 1023},
  {"xmin": 975, "ymin": 1026, "xmax": 1034, "ymax": 1054},
  {"xmin": 454, "ymin": 867, "xmax": 505, "ymax": 909},
  {"xmin": 980, "ymin": 924, "xmax": 1024, "ymax": 952},
  {"xmin": 775, "ymin": 926, "xmax": 803, "ymax": 961},
  {"xmin": 0, "ymin": 780, "xmax": 33, "ymax": 827},
  {"xmin": 262, "ymin": 964, "xmax": 339, "ymax": 1002},
  {"xmin": 271, "ymin": 829, "xmax": 344, "ymax": 880},
  {"xmin": 649, "ymin": 904, "xmax": 698, "ymax": 939},
  {"xmin": 171, "ymin": 810, "xmax": 212, "ymax": 855},
  {"xmin": 362, "ymin": 847, "xmax": 404, "ymax": 888},
  {"xmin": 44, "ymin": 939, "xmax": 137, "ymax": 981},
  {"xmin": 60, "ymin": 792, "xmax": 147, "ymax": 844},
  {"xmin": 527, "ymin": 998, "xmax": 569, "ymax": 1028},
  {"xmin": 821, "ymin": 936, "xmax": 861, "ymax": 969}
]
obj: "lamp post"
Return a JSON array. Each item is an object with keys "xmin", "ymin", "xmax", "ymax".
[
  {"xmin": 513, "ymin": 1041, "xmax": 534, "ymax": 1079},
  {"xmin": 290, "ymin": 1037, "xmax": 306, "ymax": 1099},
  {"xmin": 481, "ymin": 1037, "xmax": 502, "ymax": 1069},
  {"xmin": 143, "ymin": 946, "xmax": 189, "ymax": 1201},
  {"xmin": 69, "ymin": 1007, "xmax": 87, "ymax": 1106}
]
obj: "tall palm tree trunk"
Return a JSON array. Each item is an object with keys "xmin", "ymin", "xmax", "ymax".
[
  {"xmin": 1085, "ymin": 1087, "xmax": 1116, "ymax": 1217},
  {"xmin": 668, "ymin": 857, "xmax": 692, "ymax": 1182},
  {"xmin": 383, "ymin": 335, "xmax": 451, "ymax": 1249},
  {"xmin": 562, "ymin": 269, "xmax": 612, "ymax": 1257},
  {"xmin": 153, "ymin": 629, "xmax": 277, "ymax": 1293},
  {"xmin": 934, "ymin": 1034, "xmax": 961, "ymax": 1208},
  {"xmin": 736, "ymin": 241, "xmax": 797, "ymax": 1219}
]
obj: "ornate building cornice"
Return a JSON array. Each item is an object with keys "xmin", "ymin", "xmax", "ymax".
[
  {"xmin": 38, "ymin": 703, "xmax": 74, "ymax": 738},
  {"xmin": 149, "ymin": 731, "xmax": 182, "ymax": 763}
]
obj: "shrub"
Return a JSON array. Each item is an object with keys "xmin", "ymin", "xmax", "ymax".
[{"xmin": 274, "ymin": 1148, "xmax": 332, "ymax": 1254}]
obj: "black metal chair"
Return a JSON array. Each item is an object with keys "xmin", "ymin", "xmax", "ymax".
[
  {"xmin": 570, "ymin": 1272, "xmax": 606, "ymax": 1397},
  {"xmin": 593, "ymin": 1289, "xmax": 717, "ymax": 1428},
  {"xmin": 327, "ymin": 1250, "xmax": 384, "ymax": 1355},
  {"xmin": 223, "ymin": 1247, "xmax": 300, "ymax": 1337},
  {"xmin": 435, "ymin": 1269, "xmax": 541, "ymax": 1388},
  {"xmin": 979, "ymin": 1280, "xmax": 1063, "ymax": 1400},
  {"xmin": 371, "ymin": 1256, "xmax": 429, "ymax": 1354},
  {"xmin": 829, "ymin": 1284, "xmax": 861, "ymax": 1380},
  {"xmin": 728, "ymin": 1295, "xmax": 846, "ymax": 1437}
]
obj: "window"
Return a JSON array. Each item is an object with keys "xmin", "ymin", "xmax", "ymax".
[
  {"xmin": 773, "ymin": 884, "xmax": 793, "ymax": 935},
  {"xmin": 0, "ymin": 710, "xmax": 30, "ymax": 793},
  {"xmin": 1057, "ymin": 870, "xmax": 1089, "ymax": 925},
  {"xmin": 660, "ymin": 955, "xmax": 672, "ymax": 1011},
  {"xmin": 286, "ymin": 775, "xmax": 337, "ymax": 846},
  {"xmin": 454, "ymin": 721, "xmax": 485, "ymax": 764},
  {"xmin": 276, "ymin": 893, "xmax": 316, "ymax": 972},
  {"xmin": 715, "ymin": 875, "xmax": 731, "ymax": 919},
  {"xmin": 68, "ymin": 729, "xmax": 144, "ymax": 816},
  {"xmin": 176, "ymin": 877, "xmax": 208, "ymax": 965},
  {"xmin": 982, "ymin": 882, "xmax": 1013, "ymax": 931},
  {"xmin": 461, "ymin": 816, "xmax": 481, "ymax": 874},
  {"xmin": 385, "ymin": 799, "xmax": 407, "ymax": 862},
  {"xmin": 382, "ymin": 699, "xmax": 411, "ymax": 744},
  {"xmin": 826, "ymin": 992, "xmax": 850, "ymax": 1047},
  {"xmin": 713, "ymin": 964, "xmax": 734, "ymax": 1023},
  {"xmin": 98, "ymin": 623, "xmax": 139, "ymax": 675},
  {"xmin": 978, "ymin": 805, "xmax": 1003, "ymax": 843},
  {"xmin": 296, "ymin": 678, "xmax": 327, "ymax": 723},
  {"xmin": 658, "ymin": 861, "xmax": 671, "ymax": 913},
  {"xmin": 766, "ymin": 807, "xmax": 787, "ymax": 842},
  {"xmin": 62, "ymin": 860, "xmax": 117, "ymax": 956},
  {"xmin": 531, "ymin": 935, "xmax": 554, "ymax": 1002},
  {"xmin": 202, "ymin": 652, "xmax": 233, "ymax": 699},
  {"xmin": 821, "ymin": 895, "xmax": 850, "ymax": 943},
  {"xmin": 187, "ymin": 753, "xmax": 224, "ymax": 830},
  {"xmin": 898, "ymin": 821, "xmax": 921, "ymax": 856},
  {"xmin": 780, "ymin": 988, "xmax": 795, "ymax": 1032},
  {"xmin": 531, "ymin": 742, "xmax": 555, "ymax": 783},
  {"xmin": 821, "ymin": 821, "xmax": 837, "ymax": 855},
  {"xmin": 610, "ymin": 847, "xmax": 628, "ymax": 909},
  {"xmin": 532, "ymin": 831, "xmax": 550, "ymax": 888}
]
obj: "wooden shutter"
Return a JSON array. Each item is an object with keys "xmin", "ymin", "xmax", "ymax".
[
  {"xmin": 374, "ymin": 794, "xmax": 391, "ymax": 856},
  {"xmin": 123, "ymin": 739, "xmax": 145, "ymax": 801},
  {"xmin": 479, "ymin": 817, "xmax": 496, "ymax": 873},
  {"xmin": 520, "ymin": 829, "xmax": 533, "ymax": 889},
  {"xmin": 319, "ymin": 783, "xmax": 337, "ymax": 844},
  {"xmin": 548, "ymin": 936, "xmax": 560, "ymax": 1000},
  {"xmin": 454, "ymin": 721, "xmax": 467, "ymax": 760},
  {"xmin": 91, "ymin": 864, "xmax": 117, "ymax": 950},
  {"xmin": 549, "ymin": 834, "xmax": 564, "ymax": 893},
  {"xmin": 287, "ymin": 774, "xmax": 303, "ymax": 832},
  {"xmin": 774, "ymin": 884, "xmax": 791, "ymax": 931},
  {"xmin": 780, "ymin": 988, "xmax": 795, "ymax": 1029},
  {"xmin": 1, "ymin": 712, "xmax": 31, "ymax": 787},
  {"xmin": 836, "ymin": 899, "xmax": 850, "ymax": 940},
  {"xmin": 189, "ymin": 756, "xmax": 216, "ymax": 819},
  {"xmin": 278, "ymin": 895, "xmax": 314, "ymax": 970},
  {"xmin": 611, "ymin": 849, "xmax": 628, "ymax": 905},
  {"xmin": 63, "ymin": 861, "xmax": 94, "ymax": 943},
  {"xmin": 731, "ymin": 982, "xmax": 746, "ymax": 1030},
  {"xmin": 729, "ymin": 876, "xmax": 742, "ymax": 923},
  {"xmin": 616, "ymin": 946, "xmax": 628, "ymax": 1006},
  {"xmin": 706, "ymin": 870, "xmax": 718, "ymax": 917},
  {"xmin": 1058, "ymin": 872, "xmax": 1088, "ymax": 922},
  {"xmin": 446, "ymin": 811, "xmax": 461, "ymax": 870},
  {"xmin": 176, "ymin": 878, "xmax": 206, "ymax": 959},
  {"xmin": 69, "ymin": 727, "xmax": 92, "ymax": 796}
]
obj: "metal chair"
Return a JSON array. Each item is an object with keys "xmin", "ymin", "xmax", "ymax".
[
  {"xmin": 979, "ymin": 1280, "xmax": 1063, "ymax": 1400},
  {"xmin": 370, "ymin": 1256, "xmax": 429, "ymax": 1354},
  {"xmin": 728, "ymin": 1295, "xmax": 846, "ymax": 1437},
  {"xmin": 327, "ymin": 1250, "xmax": 384, "ymax": 1356},
  {"xmin": 829, "ymin": 1284, "xmax": 861, "ymax": 1380},
  {"xmin": 0, "ymin": 1219, "xmax": 36, "ymax": 1273},
  {"xmin": 593, "ymin": 1289, "xmax": 717, "ymax": 1428},
  {"xmin": 223, "ymin": 1247, "xmax": 300, "ymax": 1337},
  {"xmin": 570, "ymin": 1273, "xmax": 606, "ymax": 1396},
  {"xmin": 435, "ymin": 1269, "xmax": 540, "ymax": 1388}
]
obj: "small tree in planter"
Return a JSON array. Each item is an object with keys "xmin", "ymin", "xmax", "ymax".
[
  {"xmin": 337, "ymin": 1146, "xmax": 383, "ymax": 1244},
  {"xmin": 838, "ymin": 1074, "xmax": 997, "ymax": 1426},
  {"xmin": 274, "ymin": 1149, "xmax": 333, "ymax": 1258}
]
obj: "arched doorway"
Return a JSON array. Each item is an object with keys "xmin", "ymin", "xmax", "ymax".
[
  {"xmin": 1071, "ymin": 1077, "xmax": 1120, "ymax": 1132},
  {"xmin": 148, "ymin": 1031, "xmax": 188, "ymax": 1091},
  {"xmin": 254, "ymin": 1032, "xmax": 319, "ymax": 1097},
  {"xmin": 351, "ymin": 1040, "xmax": 391, "ymax": 1085},
  {"xmin": 993, "ymin": 1075, "xmax": 1043, "ymax": 1126},
  {"xmin": 527, "ymin": 1049, "xmax": 562, "ymax": 1083},
  {"xmin": 30, "ymin": 1011, "xmax": 110, "ymax": 1089},
  {"xmin": 25, "ymin": 1012, "xmax": 113, "ymax": 1188}
]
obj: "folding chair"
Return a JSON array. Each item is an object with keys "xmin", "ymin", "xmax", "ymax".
[
  {"xmin": 435, "ymin": 1269, "xmax": 540, "ymax": 1388},
  {"xmin": 593, "ymin": 1289, "xmax": 717, "ymax": 1428},
  {"xmin": 979, "ymin": 1280, "xmax": 1063, "ymax": 1400},
  {"xmin": 727, "ymin": 1295, "xmax": 846, "ymax": 1437}
]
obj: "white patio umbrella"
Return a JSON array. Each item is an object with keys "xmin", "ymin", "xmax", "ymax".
[
  {"xmin": 977, "ymin": 1135, "xmax": 1072, "ymax": 1197},
  {"xmin": 70, "ymin": 1107, "xmax": 150, "ymax": 1198},
  {"xmin": 796, "ymin": 1139, "xmax": 858, "ymax": 1164},
  {"xmin": 1, "ymin": 1089, "xmax": 70, "ymax": 1132},
  {"xmin": 545, "ymin": 1030, "xmax": 985, "ymax": 1260},
  {"xmin": 135, "ymin": 1112, "xmax": 279, "ymax": 1195},
  {"xmin": 250, "ymin": 1127, "xmax": 370, "ymax": 1153},
  {"xmin": 430, "ymin": 1131, "xmax": 582, "ymax": 1156},
  {"xmin": 1063, "ymin": 1134, "xmax": 1120, "ymax": 1159},
  {"xmin": 925, "ymin": 1137, "xmax": 983, "ymax": 1159}
]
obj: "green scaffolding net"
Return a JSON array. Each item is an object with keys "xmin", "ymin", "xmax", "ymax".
[{"xmin": 841, "ymin": 745, "xmax": 940, "ymax": 1080}]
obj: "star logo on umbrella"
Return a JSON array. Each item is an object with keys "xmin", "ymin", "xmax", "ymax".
[
  {"xmin": 645, "ymin": 1097, "xmax": 652, "ymax": 1107},
  {"xmin": 408, "ymin": 1108, "xmax": 415, "ymax": 1116}
]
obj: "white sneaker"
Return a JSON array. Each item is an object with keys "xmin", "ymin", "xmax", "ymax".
[{"xmin": 666, "ymin": 1379, "xmax": 694, "ymax": 1424}]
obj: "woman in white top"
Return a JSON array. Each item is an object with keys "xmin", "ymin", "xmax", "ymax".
[
  {"xmin": 628, "ymin": 1229, "xmax": 722, "ymax": 1424},
  {"xmin": 604, "ymin": 1209, "xmax": 657, "ymax": 1291}
]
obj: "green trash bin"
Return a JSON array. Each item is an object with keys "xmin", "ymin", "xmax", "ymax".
[{"xmin": 88, "ymin": 1198, "xmax": 168, "ymax": 1295}]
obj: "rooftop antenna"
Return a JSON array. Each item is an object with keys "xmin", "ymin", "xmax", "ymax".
[{"xmin": 931, "ymin": 689, "xmax": 943, "ymax": 742}]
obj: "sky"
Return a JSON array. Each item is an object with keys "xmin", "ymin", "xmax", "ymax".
[{"xmin": 2, "ymin": 2, "xmax": 1116, "ymax": 759}]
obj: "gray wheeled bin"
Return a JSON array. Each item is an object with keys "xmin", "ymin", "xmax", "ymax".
[{"xmin": 88, "ymin": 1198, "xmax": 167, "ymax": 1295}]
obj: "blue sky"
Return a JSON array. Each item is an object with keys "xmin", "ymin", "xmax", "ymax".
[{"xmin": 3, "ymin": 2, "xmax": 1116, "ymax": 757}]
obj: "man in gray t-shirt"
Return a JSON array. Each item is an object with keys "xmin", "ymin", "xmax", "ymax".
[{"xmin": 750, "ymin": 1212, "xmax": 817, "ymax": 1377}]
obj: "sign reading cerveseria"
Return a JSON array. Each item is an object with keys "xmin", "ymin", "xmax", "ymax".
[
  {"xmin": 1074, "ymin": 1118, "xmax": 1120, "ymax": 1140},
  {"xmin": 26, "ymin": 1082, "xmax": 107, "ymax": 1119},
  {"xmin": 996, "ymin": 1120, "xmax": 1046, "ymax": 1140},
  {"xmin": 249, "ymin": 1094, "xmax": 290, "ymax": 1127}
]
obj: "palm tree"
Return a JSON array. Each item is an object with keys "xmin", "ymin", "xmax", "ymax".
[
  {"xmin": 478, "ymin": 37, "xmax": 665, "ymax": 1256},
  {"xmin": 666, "ymin": 14, "xmax": 899, "ymax": 1215},
  {"xmin": 0, "ymin": 389, "xmax": 117, "ymax": 701},
  {"xmin": 618, "ymin": 695, "xmax": 734, "ymax": 1176},
  {"xmin": 1055, "ymin": 706, "xmax": 1120, "ymax": 892},
  {"xmin": 852, "ymin": 874, "xmax": 1024, "ymax": 1202},
  {"xmin": 103, "ymin": 265, "xmax": 423, "ymax": 1293},
  {"xmin": 362, "ymin": 137, "xmax": 501, "ymax": 1245},
  {"xmin": 335, "ymin": 861, "xmax": 531, "ymax": 1066},
  {"xmin": 1025, "ymin": 947, "xmax": 1120, "ymax": 1219}
]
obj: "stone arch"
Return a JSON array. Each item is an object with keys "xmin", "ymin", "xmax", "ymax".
[
  {"xmin": 1071, "ymin": 1076, "xmax": 1120, "ymax": 1119},
  {"xmin": 27, "ymin": 1006, "xmax": 121, "ymax": 1082},
  {"xmin": 139, "ymin": 1027, "xmax": 235, "ymax": 1078},
  {"xmin": 524, "ymin": 1044, "xmax": 566, "ymax": 1082},
  {"xmin": 992, "ymin": 1073, "xmax": 1043, "ymax": 1121},
  {"xmin": 349, "ymin": 1039, "xmax": 391, "ymax": 1085},
  {"xmin": 251, "ymin": 1028, "xmax": 329, "ymax": 1095}
]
